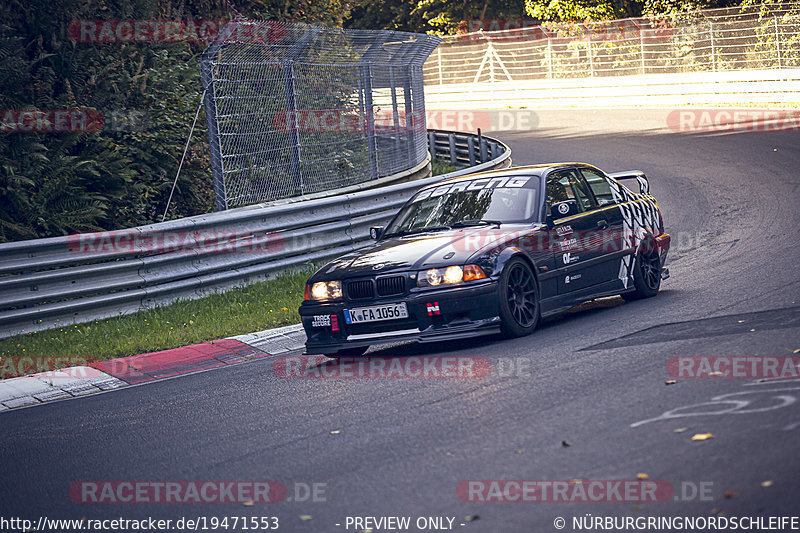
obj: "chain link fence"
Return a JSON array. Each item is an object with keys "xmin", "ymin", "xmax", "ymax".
[
  {"xmin": 423, "ymin": 2, "xmax": 800, "ymax": 84},
  {"xmin": 201, "ymin": 22, "xmax": 440, "ymax": 210}
]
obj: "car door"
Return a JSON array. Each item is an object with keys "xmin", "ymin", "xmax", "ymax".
[
  {"xmin": 578, "ymin": 167, "xmax": 632, "ymax": 291},
  {"xmin": 544, "ymin": 169, "xmax": 608, "ymax": 294}
]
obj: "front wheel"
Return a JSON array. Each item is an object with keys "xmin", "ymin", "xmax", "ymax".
[
  {"xmin": 498, "ymin": 257, "xmax": 540, "ymax": 338},
  {"xmin": 622, "ymin": 242, "xmax": 661, "ymax": 301}
]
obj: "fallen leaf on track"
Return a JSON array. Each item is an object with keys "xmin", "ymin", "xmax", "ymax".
[
  {"xmin": 299, "ymin": 515, "xmax": 312, "ymax": 521},
  {"xmin": 761, "ymin": 480, "xmax": 773, "ymax": 487},
  {"xmin": 665, "ymin": 380, "xmax": 677, "ymax": 385},
  {"xmin": 330, "ymin": 429, "xmax": 341, "ymax": 435},
  {"xmin": 724, "ymin": 491, "xmax": 738, "ymax": 499},
  {"xmin": 691, "ymin": 433, "xmax": 714, "ymax": 441},
  {"xmin": 562, "ymin": 440, "xmax": 572, "ymax": 447},
  {"xmin": 465, "ymin": 515, "xmax": 480, "ymax": 522},
  {"xmin": 242, "ymin": 500, "xmax": 254, "ymax": 506},
  {"xmin": 637, "ymin": 473, "xmax": 649, "ymax": 480},
  {"xmin": 674, "ymin": 427, "xmax": 688, "ymax": 433}
]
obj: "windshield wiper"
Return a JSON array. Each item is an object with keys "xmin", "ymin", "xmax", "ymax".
[
  {"xmin": 451, "ymin": 219, "xmax": 503, "ymax": 228},
  {"xmin": 383, "ymin": 225, "xmax": 452, "ymax": 238}
]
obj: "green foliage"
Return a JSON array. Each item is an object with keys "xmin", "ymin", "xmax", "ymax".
[
  {"xmin": 0, "ymin": 266, "xmax": 313, "ymax": 361},
  {"xmin": 0, "ymin": 0, "xmax": 354, "ymax": 242},
  {"xmin": 523, "ymin": 0, "xmax": 754, "ymax": 22}
]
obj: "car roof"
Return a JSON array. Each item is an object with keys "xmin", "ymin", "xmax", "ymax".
[{"xmin": 419, "ymin": 162, "xmax": 598, "ymax": 190}]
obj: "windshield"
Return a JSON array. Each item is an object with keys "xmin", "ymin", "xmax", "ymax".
[{"xmin": 385, "ymin": 176, "xmax": 539, "ymax": 237}]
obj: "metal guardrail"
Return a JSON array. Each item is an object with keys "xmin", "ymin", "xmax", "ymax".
[{"xmin": 0, "ymin": 130, "xmax": 511, "ymax": 339}]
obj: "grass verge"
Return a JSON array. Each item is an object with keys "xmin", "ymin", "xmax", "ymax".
[{"xmin": 0, "ymin": 268, "xmax": 313, "ymax": 363}]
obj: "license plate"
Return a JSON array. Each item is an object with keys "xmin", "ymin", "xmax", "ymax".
[{"xmin": 344, "ymin": 302, "xmax": 408, "ymax": 324}]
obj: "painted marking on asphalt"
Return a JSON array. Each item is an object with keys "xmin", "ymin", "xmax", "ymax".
[{"xmin": 90, "ymin": 340, "xmax": 269, "ymax": 384}]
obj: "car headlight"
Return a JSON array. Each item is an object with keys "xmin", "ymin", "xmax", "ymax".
[
  {"xmin": 417, "ymin": 265, "xmax": 486, "ymax": 287},
  {"xmin": 306, "ymin": 280, "xmax": 342, "ymax": 301}
]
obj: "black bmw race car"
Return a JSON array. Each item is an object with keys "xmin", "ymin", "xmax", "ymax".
[{"xmin": 299, "ymin": 163, "xmax": 670, "ymax": 356}]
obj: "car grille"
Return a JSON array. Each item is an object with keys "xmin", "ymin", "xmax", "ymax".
[
  {"xmin": 376, "ymin": 275, "xmax": 405, "ymax": 297},
  {"xmin": 347, "ymin": 279, "xmax": 374, "ymax": 300}
]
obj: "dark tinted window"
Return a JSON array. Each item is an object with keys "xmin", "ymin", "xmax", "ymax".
[
  {"xmin": 386, "ymin": 177, "xmax": 539, "ymax": 235},
  {"xmin": 546, "ymin": 170, "xmax": 594, "ymax": 213},
  {"xmin": 581, "ymin": 168, "xmax": 617, "ymax": 206}
]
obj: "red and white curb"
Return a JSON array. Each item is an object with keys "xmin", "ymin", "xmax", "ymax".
[{"xmin": 0, "ymin": 324, "xmax": 306, "ymax": 411}]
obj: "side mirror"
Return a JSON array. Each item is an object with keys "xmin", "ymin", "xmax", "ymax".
[
  {"xmin": 550, "ymin": 200, "xmax": 578, "ymax": 221},
  {"xmin": 370, "ymin": 226, "xmax": 384, "ymax": 240}
]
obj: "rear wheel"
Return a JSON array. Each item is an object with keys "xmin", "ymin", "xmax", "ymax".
[
  {"xmin": 622, "ymin": 241, "xmax": 661, "ymax": 301},
  {"xmin": 498, "ymin": 257, "xmax": 540, "ymax": 338}
]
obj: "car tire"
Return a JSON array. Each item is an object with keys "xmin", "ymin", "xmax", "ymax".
[
  {"xmin": 498, "ymin": 257, "xmax": 540, "ymax": 338},
  {"xmin": 326, "ymin": 345, "xmax": 370, "ymax": 358},
  {"xmin": 621, "ymin": 240, "xmax": 661, "ymax": 301}
]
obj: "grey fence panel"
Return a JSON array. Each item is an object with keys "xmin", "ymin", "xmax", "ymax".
[
  {"xmin": 0, "ymin": 131, "xmax": 510, "ymax": 339},
  {"xmin": 202, "ymin": 22, "xmax": 441, "ymax": 209}
]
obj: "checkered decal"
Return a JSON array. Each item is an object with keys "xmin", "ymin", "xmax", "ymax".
[{"xmin": 608, "ymin": 179, "xmax": 661, "ymax": 288}]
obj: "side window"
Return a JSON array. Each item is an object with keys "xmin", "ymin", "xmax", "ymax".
[
  {"xmin": 581, "ymin": 168, "xmax": 617, "ymax": 207},
  {"xmin": 546, "ymin": 170, "xmax": 593, "ymax": 213}
]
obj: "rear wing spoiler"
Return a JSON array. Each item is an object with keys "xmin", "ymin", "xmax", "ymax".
[{"xmin": 608, "ymin": 170, "xmax": 649, "ymax": 195}]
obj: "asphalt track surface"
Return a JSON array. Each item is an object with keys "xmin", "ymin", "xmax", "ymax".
[{"xmin": 2, "ymin": 109, "xmax": 799, "ymax": 532}]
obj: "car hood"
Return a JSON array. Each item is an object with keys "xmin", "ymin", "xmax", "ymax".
[{"xmin": 313, "ymin": 225, "xmax": 536, "ymax": 280}]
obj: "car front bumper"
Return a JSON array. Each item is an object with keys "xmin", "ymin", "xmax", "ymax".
[{"xmin": 300, "ymin": 279, "xmax": 501, "ymax": 355}]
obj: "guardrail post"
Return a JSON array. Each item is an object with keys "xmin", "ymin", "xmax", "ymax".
[
  {"xmin": 490, "ymin": 142, "xmax": 499, "ymax": 159},
  {"xmin": 448, "ymin": 133, "xmax": 457, "ymax": 165},
  {"xmin": 480, "ymin": 138, "xmax": 488, "ymax": 163},
  {"xmin": 467, "ymin": 136, "xmax": 476, "ymax": 166}
]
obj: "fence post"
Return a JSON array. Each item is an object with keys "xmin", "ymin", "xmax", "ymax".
[
  {"xmin": 438, "ymin": 47, "xmax": 443, "ymax": 85},
  {"xmin": 361, "ymin": 64, "xmax": 378, "ymax": 180},
  {"xmin": 283, "ymin": 60, "xmax": 304, "ymax": 195},
  {"xmin": 200, "ymin": 49, "xmax": 227, "ymax": 211},
  {"xmin": 709, "ymin": 21, "xmax": 716, "ymax": 72},
  {"xmin": 775, "ymin": 17, "xmax": 782, "ymax": 69},
  {"xmin": 389, "ymin": 66, "xmax": 401, "ymax": 156},
  {"xmin": 640, "ymin": 26, "xmax": 646, "ymax": 75},
  {"xmin": 403, "ymin": 66, "xmax": 415, "ymax": 165},
  {"xmin": 488, "ymin": 41, "xmax": 496, "ymax": 82},
  {"xmin": 448, "ymin": 133, "xmax": 457, "ymax": 166}
]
